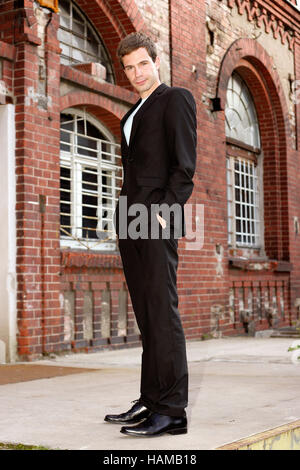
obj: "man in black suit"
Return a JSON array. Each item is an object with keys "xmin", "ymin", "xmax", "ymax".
[{"xmin": 104, "ymin": 32, "xmax": 197, "ymax": 437}]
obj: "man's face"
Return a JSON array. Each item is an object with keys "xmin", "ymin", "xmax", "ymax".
[{"xmin": 122, "ymin": 47, "xmax": 160, "ymax": 99}]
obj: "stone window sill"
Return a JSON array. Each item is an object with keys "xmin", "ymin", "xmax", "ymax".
[
  {"xmin": 60, "ymin": 250, "xmax": 122, "ymax": 270},
  {"xmin": 229, "ymin": 258, "xmax": 292, "ymax": 272}
]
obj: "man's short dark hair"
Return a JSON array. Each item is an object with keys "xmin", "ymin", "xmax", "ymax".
[{"xmin": 117, "ymin": 32, "xmax": 157, "ymax": 67}]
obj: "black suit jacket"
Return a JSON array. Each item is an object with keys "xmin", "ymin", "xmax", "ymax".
[{"xmin": 116, "ymin": 83, "xmax": 197, "ymax": 237}]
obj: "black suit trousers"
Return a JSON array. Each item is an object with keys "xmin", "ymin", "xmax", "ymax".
[{"xmin": 118, "ymin": 235, "xmax": 188, "ymax": 417}]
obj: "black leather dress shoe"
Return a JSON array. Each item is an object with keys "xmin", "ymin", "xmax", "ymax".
[
  {"xmin": 120, "ymin": 412, "xmax": 187, "ymax": 437},
  {"xmin": 104, "ymin": 400, "xmax": 151, "ymax": 424}
]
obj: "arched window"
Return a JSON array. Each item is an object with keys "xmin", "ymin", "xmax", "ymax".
[
  {"xmin": 225, "ymin": 72, "xmax": 263, "ymax": 251},
  {"xmin": 60, "ymin": 109, "xmax": 122, "ymax": 250},
  {"xmin": 225, "ymin": 73, "xmax": 260, "ymax": 149},
  {"xmin": 58, "ymin": 0, "xmax": 114, "ymax": 83}
]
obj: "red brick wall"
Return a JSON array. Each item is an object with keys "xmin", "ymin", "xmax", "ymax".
[
  {"xmin": 6, "ymin": 1, "xmax": 140, "ymax": 360},
  {"xmin": 1, "ymin": 0, "xmax": 300, "ymax": 360},
  {"xmin": 170, "ymin": 0, "xmax": 299, "ymax": 336},
  {"xmin": 170, "ymin": 0, "xmax": 230, "ymax": 337},
  {"xmin": 12, "ymin": 7, "xmax": 62, "ymax": 359}
]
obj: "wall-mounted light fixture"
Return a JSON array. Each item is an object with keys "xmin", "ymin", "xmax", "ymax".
[{"xmin": 210, "ymin": 97, "xmax": 223, "ymax": 112}]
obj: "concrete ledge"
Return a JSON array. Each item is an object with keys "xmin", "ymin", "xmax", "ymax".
[{"xmin": 216, "ymin": 419, "xmax": 300, "ymax": 450}]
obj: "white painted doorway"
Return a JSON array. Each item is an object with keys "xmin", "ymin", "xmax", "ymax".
[{"xmin": 0, "ymin": 104, "xmax": 17, "ymax": 363}]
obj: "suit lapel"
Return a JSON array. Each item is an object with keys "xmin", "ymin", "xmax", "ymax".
[
  {"xmin": 121, "ymin": 97, "xmax": 142, "ymax": 129},
  {"xmin": 129, "ymin": 83, "xmax": 167, "ymax": 147},
  {"xmin": 121, "ymin": 97, "xmax": 142, "ymax": 151}
]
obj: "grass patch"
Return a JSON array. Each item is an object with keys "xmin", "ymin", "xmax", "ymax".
[{"xmin": 0, "ymin": 442, "xmax": 51, "ymax": 450}]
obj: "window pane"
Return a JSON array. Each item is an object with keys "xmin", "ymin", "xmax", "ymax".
[
  {"xmin": 61, "ymin": 121, "xmax": 74, "ymax": 132},
  {"xmin": 60, "ymin": 43, "xmax": 71, "ymax": 57},
  {"xmin": 86, "ymin": 39, "xmax": 99, "ymax": 56},
  {"xmin": 77, "ymin": 135, "xmax": 97, "ymax": 157},
  {"xmin": 60, "ymin": 131, "xmax": 71, "ymax": 152},
  {"xmin": 72, "ymin": 48, "xmax": 87, "ymax": 62},
  {"xmin": 76, "ymin": 118, "xmax": 84, "ymax": 135},
  {"xmin": 72, "ymin": 34, "xmax": 85, "ymax": 50},
  {"xmin": 60, "ymin": 0, "xmax": 70, "ymax": 15},
  {"xmin": 60, "ymin": 15, "xmax": 70, "ymax": 28},
  {"xmin": 82, "ymin": 195, "xmax": 98, "ymax": 239},
  {"xmin": 73, "ymin": 20, "xmax": 85, "ymax": 37},
  {"xmin": 72, "ymin": 6, "xmax": 83, "ymax": 22},
  {"xmin": 60, "ymin": 115, "xmax": 74, "ymax": 151},
  {"xmin": 234, "ymin": 171, "xmax": 239, "ymax": 186},
  {"xmin": 58, "ymin": 29, "xmax": 72, "ymax": 43},
  {"xmin": 61, "ymin": 130, "xmax": 70, "ymax": 142},
  {"xmin": 82, "ymin": 168, "xmax": 98, "ymax": 192},
  {"xmin": 86, "ymin": 120, "xmax": 104, "ymax": 139}
]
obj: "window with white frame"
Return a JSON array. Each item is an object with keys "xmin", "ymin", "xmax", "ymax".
[
  {"xmin": 225, "ymin": 72, "xmax": 262, "ymax": 249},
  {"xmin": 58, "ymin": 0, "xmax": 114, "ymax": 83},
  {"xmin": 60, "ymin": 110, "xmax": 122, "ymax": 251},
  {"xmin": 226, "ymin": 158, "xmax": 260, "ymax": 247}
]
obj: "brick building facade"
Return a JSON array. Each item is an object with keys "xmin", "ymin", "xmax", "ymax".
[{"xmin": 0, "ymin": 0, "xmax": 299, "ymax": 362}]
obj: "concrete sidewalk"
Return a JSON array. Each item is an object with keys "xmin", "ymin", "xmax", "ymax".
[{"xmin": 0, "ymin": 335, "xmax": 299, "ymax": 450}]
